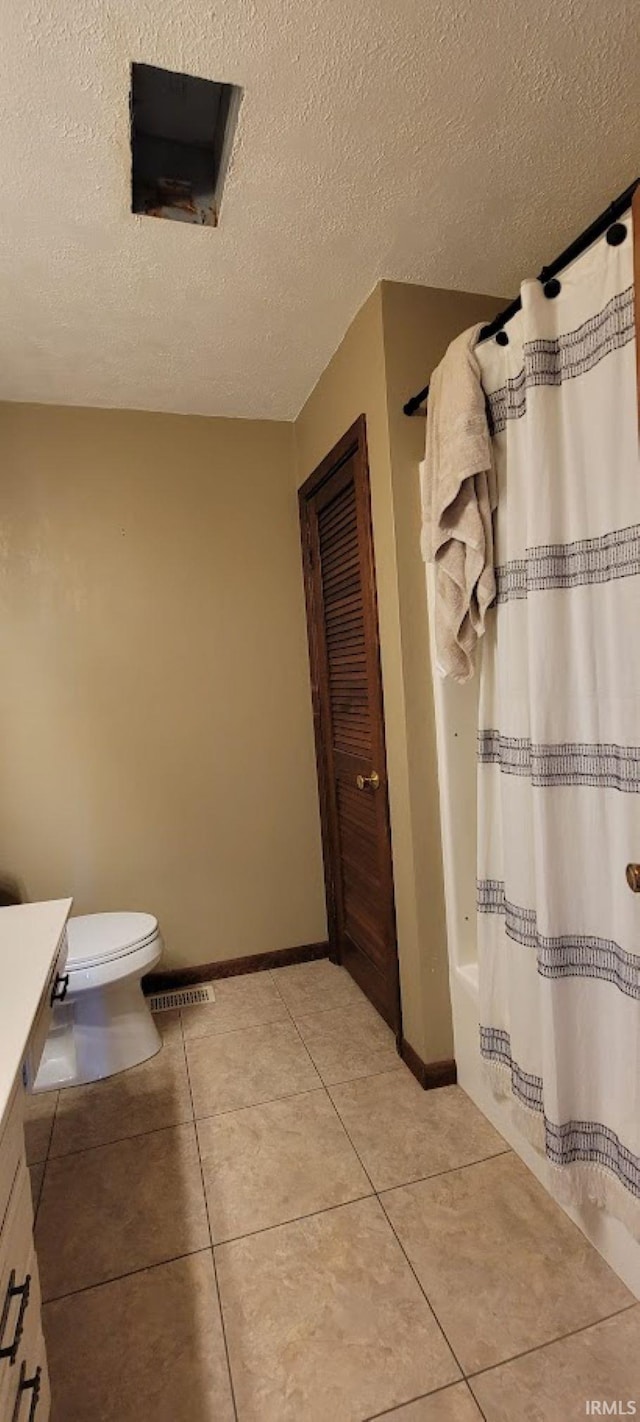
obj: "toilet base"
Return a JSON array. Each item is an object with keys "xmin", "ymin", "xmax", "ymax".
[{"xmin": 35, "ymin": 977, "xmax": 162, "ymax": 1090}]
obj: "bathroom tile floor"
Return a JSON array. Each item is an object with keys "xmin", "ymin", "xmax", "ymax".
[{"xmin": 27, "ymin": 958, "xmax": 639, "ymax": 1422}]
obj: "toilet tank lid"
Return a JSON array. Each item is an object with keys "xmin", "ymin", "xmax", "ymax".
[{"xmin": 66, "ymin": 912, "xmax": 159, "ymax": 967}]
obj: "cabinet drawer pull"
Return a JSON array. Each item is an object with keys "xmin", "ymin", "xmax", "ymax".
[
  {"xmin": 50, "ymin": 973, "xmax": 70, "ymax": 1005},
  {"xmin": 0, "ymin": 1272, "xmax": 31, "ymax": 1365},
  {"xmin": 12, "ymin": 1361, "xmax": 42, "ymax": 1421}
]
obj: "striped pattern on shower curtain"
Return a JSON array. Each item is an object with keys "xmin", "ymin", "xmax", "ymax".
[{"xmin": 475, "ymin": 218, "xmax": 640, "ymax": 1236}]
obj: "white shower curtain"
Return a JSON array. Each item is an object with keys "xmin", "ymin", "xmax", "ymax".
[{"xmin": 475, "ymin": 220, "xmax": 640, "ymax": 1236}]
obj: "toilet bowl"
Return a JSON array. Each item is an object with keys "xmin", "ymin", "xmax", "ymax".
[{"xmin": 34, "ymin": 912, "xmax": 163, "ymax": 1091}]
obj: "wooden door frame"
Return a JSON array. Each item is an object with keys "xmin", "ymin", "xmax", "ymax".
[
  {"xmin": 633, "ymin": 185, "xmax": 640, "ymax": 426},
  {"xmin": 298, "ymin": 415, "xmax": 402, "ymax": 1036}
]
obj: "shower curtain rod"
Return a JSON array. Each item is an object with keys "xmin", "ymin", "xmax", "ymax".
[{"xmin": 403, "ymin": 176, "xmax": 640, "ymax": 416}]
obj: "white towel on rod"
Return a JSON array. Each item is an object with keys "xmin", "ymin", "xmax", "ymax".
[{"xmin": 421, "ymin": 322, "xmax": 496, "ymax": 682}]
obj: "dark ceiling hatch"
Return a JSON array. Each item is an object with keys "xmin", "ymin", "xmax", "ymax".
[{"xmin": 130, "ymin": 63, "xmax": 242, "ymax": 226}]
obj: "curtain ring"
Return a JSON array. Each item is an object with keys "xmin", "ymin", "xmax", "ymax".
[{"xmin": 606, "ymin": 222, "xmax": 627, "ymax": 246}]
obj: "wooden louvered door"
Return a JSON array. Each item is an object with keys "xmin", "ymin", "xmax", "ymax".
[{"xmin": 299, "ymin": 416, "xmax": 400, "ymax": 1033}]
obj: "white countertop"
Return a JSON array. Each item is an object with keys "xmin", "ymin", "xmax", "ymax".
[{"xmin": 0, "ymin": 899, "xmax": 72, "ymax": 1132}]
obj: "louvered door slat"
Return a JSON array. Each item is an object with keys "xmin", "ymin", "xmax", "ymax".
[{"xmin": 318, "ymin": 482, "xmax": 372, "ymax": 762}]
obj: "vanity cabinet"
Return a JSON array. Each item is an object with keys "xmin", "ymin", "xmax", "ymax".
[
  {"xmin": 0, "ymin": 1095, "xmax": 49, "ymax": 1422},
  {"xmin": 0, "ymin": 901, "xmax": 72, "ymax": 1422}
]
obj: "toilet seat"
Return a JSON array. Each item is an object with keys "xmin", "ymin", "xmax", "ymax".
[{"xmin": 66, "ymin": 912, "xmax": 159, "ymax": 971}]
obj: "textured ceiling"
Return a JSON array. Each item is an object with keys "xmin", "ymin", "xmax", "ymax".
[{"xmin": 1, "ymin": 1, "xmax": 639, "ymax": 419}]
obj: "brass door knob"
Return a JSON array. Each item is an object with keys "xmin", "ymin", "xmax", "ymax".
[
  {"xmin": 626, "ymin": 864, "xmax": 640, "ymax": 893},
  {"xmin": 356, "ymin": 771, "xmax": 380, "ymax": 791}
]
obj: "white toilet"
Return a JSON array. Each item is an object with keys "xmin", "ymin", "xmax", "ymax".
[{"xmin": 34, "ymin": 911, "xmax": 164, "ymax": 1091}]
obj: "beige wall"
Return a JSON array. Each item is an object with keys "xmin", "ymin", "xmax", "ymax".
[
  {"xmin": 0, "ymin": 277, "xmax": 504, "ymax": 1055},
  {"xmin": 0, "ymin": 404, "xmax": 327, "ymax": 968},
  {"xmin": 294, "ymin": 281, "xmax": 503, "ymax": 1062}
]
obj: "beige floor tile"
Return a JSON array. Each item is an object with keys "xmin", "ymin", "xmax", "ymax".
[
  {"xmin": 181, "ymin": 971, "xmax": 289, "ymax": 1041},
  {"xmin": 23, "ymin": 1089, "xmax": 58, "ymax": 1164},
  {"xmin": 271, "ymin": 957, "xmax": 364, "ymax": 1018},
  {"xmin": 186, "ymin": 1019, "xmax": 320, "ymax": 1118},
  {"xmin": 149, "ymin": 1007, "xmax": 183, "ymax": 1043},
  {"xmin": 49, "ymin": 1039, "xmax": 193, "ymax": 1157},
  {"xmin": 197, "ymin": 1088, "xmax": 372, "ymax": 1241},
  {"xmin": 30, "ymin": 1161, "xmax": 45, "ymax": 1216},
  {"xmin": 296, "ymin": 998, "xmax": 401, "ymax": 1085},
  {"xmin": 329, "ymin": 1073, "xmax": 507, "ymax": 1189},
  {"xmin": 470, "ymin": 1305, "xmax": 640, "ymax": 1421},
  {"xmin": 36, "ymin": 1122, "xmax": 209, "ymax": 1300},
  {"xmin": 374, "ymin": 1382, "xmax": 483, "ymax": 1420},
  {"xmin": 43, "ymin": 1250, "xmax": 234, "ymax": 1422},
  {"xmin": 382, "ymin": 1153, "xmax": 633, "ymax": 1373},
  {"xmin": 216, "ymin": 1196, "xmax": 460, "ymax": 1422}
]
